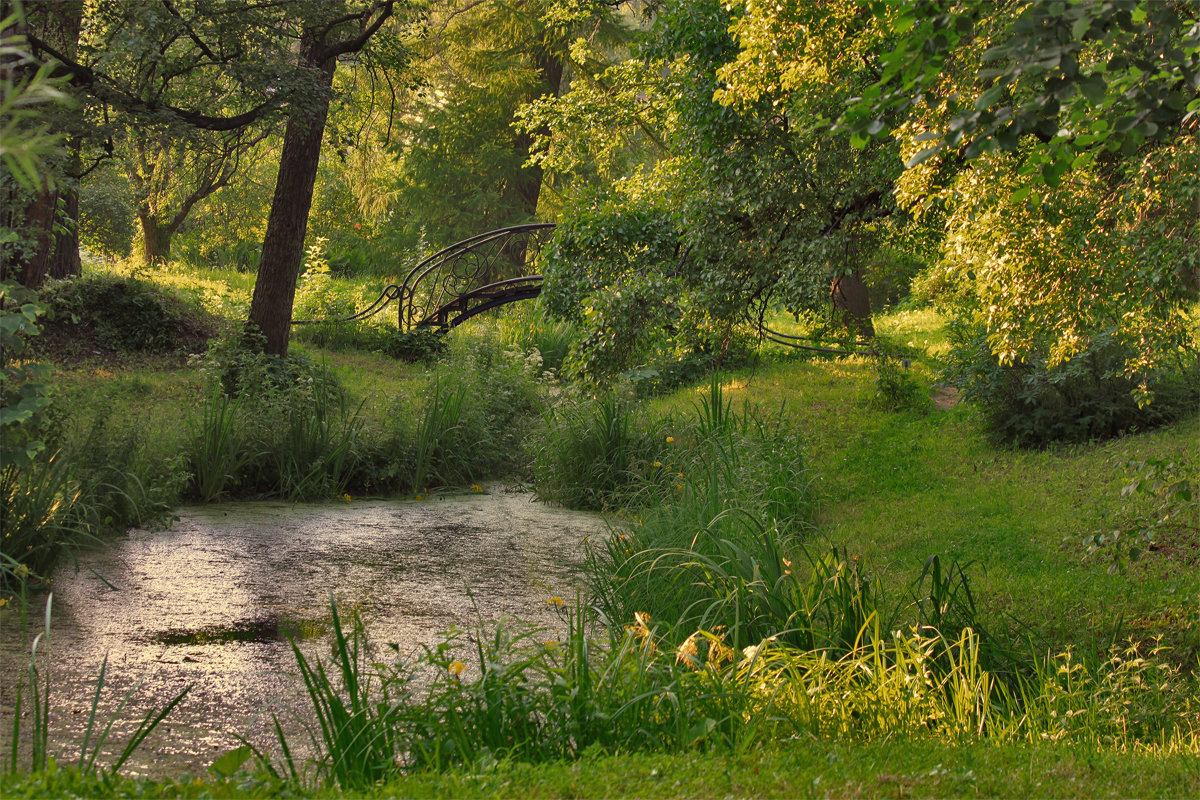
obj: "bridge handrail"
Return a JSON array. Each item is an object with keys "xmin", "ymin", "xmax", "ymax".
[
  {"xmin": 399, "ymin": 223, "xmax": 556, "ymax": 289},
  {"xmin": 400, "ymin": 222, "xmax": 556, "ymax": 329}
]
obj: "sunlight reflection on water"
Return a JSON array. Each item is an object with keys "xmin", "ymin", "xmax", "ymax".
[{"xmin": 0, "ymin": 489, "xmax": 602, "ymax": 777}]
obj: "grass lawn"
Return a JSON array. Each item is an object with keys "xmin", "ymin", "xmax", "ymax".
[
  {"xmin": 4, "ymin": 739, "xmax": 1198, "ymax": 798},
  {"xmin": 638, "ymin": 322, "xmax": 1199, "ymax": 665}
]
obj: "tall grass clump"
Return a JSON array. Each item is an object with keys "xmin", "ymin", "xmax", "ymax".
[
  {"xmin": 258, "ymin": 598, "xmax": 402, "ymax": 791},
  {"xmin": 260, "ymin": 596, "xmax": 1197, "ymax": 792},
  {"xmin": 389, "ymin": 330, "xmax": 549, "ymax": 492},
  {"xmin": 533, "ymin": 391, "xmax": 666, "ymax": 510},
  {"xmin": 61, "ymin": 410, "xmax": 183, "ymax": 532},
  {"xmin": 580, "ymin": 375, "xmax": 819, "ymax": 647},
  {"xmin": 186, "ymin": 333, "xmax": 367, "ymax": 501},
  {"xmin": 0, "ymin": 456, "xmax": 87, "ymax": 593},
  {"xmin": 260, "ymin": 598, "xmax": 787, "ymax": 789}
]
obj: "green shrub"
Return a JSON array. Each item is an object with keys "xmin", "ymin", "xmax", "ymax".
[
  {"xmin": 189, "ymin": 333, "xmax": 367, "ymax": 501},
  {"xmin": 78, "ymin": 167, "xmax": 136, "ymax": 261},
  {"xmin": 944, "ymin": 321, "xmax": 1199, "ymax": 447},
  {"xmin": 38, "ymin": 274, "xmax": 215, "ymax": 354},
  {"xmin": 1, "ymin": 280, "xmax": 53, "ymax": 468}
]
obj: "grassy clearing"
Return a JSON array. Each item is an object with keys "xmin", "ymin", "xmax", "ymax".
[{"xmin": 634, "ymin": 345, "xmax": 1199, "ymax": 661}]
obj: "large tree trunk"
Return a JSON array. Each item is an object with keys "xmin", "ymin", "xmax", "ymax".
[
  {"xmin": 48, "ymin": 180, "xmax": 81, "ymax": 279},
  {"xmin": 137, "ymin": 213, "xmax": 174, "ymax": 265},
  {"xmin": 246, "ymin": 49, "xmax": 337, "ymax": 357},
  {"xmin": 831, "ymin": 269, "xmax": 875, "ymax": 340},
  {"xmin": 18, "ymin": 189, "xmax": 59, "ymax": 289}
]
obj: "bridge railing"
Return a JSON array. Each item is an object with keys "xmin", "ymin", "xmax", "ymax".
[{"xmin": 398, "ymin": 223, "xmax": 556, "ymax": 331}]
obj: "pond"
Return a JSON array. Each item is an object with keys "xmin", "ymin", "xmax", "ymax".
[{"xmin": 0, "ymin": 488, "xmax": 604, "ymax": 778}]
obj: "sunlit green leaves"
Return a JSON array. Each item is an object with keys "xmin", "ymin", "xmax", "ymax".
[{"xmin": 826, "ymin": 0, "xmax": 1200, "ymax": 184}]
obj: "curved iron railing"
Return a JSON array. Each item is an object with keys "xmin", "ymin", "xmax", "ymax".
[
  {"xmin": 300, "ymin": 221, "xmax": 898, "ymax": 358},
  {"xmin": 310, "ymin": 222, "xmax": 556, "ymax": 332},
  {"xmin": 399, "ymin": 223, "xmax": 555, "ymax": 330}
]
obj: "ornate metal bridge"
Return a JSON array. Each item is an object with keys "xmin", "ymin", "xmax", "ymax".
[
  {"xmin": 335, "ymin": 223, "xmax": 556, "ymax": 332},
  {"xmin": 305, "ymin": 221, "xmax": 884, "ymax": 357}
]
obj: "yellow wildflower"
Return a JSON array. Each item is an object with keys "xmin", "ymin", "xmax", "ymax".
[
  {"xmin": 665, "ymin": 436, "xmax": 675, "ymax": 443},
  {"xmin": 547, "ymin": 596, "xmax": 564, "ymax": 608},
  {"xmin": 652, "ymin": 461, "xmax": 662, "ymax": 468},
  {"xmin": 471, "ymin": 484, "xmax": 483, "ymax": 493},
  {"xmin": 342, "ymin": 493, "xmax": 352, "ymax": 503},
  {"xmin": 676, "ymin": 631, "xmax": 701, "ymax": 668},
  {"xmin": 449, "ymin": 660, "xmax": 466, "ymax": 677}
]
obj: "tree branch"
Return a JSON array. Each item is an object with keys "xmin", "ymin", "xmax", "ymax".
[
  {"xmin": 27, "ymin": 33, "xmax": 287, "ymax": 131},
  {"xmin": 319, "ymin": 1, "xmax": 396, "ymax": 62},
  {"xmin": 161, "ymin": 0, "xmax": 219, "ymax": 63}
]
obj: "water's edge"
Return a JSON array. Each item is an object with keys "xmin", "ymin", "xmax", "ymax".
[{"xmin": 0, "ymin": 489, "xmax": 604, "ymax": 778}]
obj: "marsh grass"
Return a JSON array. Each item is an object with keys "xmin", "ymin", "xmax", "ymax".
[
  {"xmin": 0, "ymin": 456, "xmax": 88, "ymax": 591},
  {"xmin": 259, "ymin": 588, "xmax": 1197, "ymax": 793},
  {"xmin": 260, "ymin": 598, "xmax": 401, "ymax": 791},
  {"xmin": 189, "ymin": 391, "xmax": 251, "ymax": 502},
  {"xmin": 263, "ymin": 598, "xmax": 786, "ymax": 790},
  {"xmin": 411, "ymin": 377, "xmax": 468, "ymax": 491},
  {"xmin": 533, "ymin": 392, "xmax": 666, "ymax": 510},
  {"xmin": 6, "ymin": 593, "xmax": 188, "ymax": 777}
]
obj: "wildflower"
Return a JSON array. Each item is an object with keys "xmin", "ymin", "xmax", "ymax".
[
  {"xmin": 342, "ymin": 493, "xmax": 352, "ymax": 503},
  {"xmin": 414, "ymin": 493, "xmax": 424, "ymax": 501},
  {"xmin": 676, "ymin": 632, "xmax": 700, "ymax": 667},
  {"xmin": 547, "ymin": 596, "xmax": 563, "ymax": 608},
  {"xmin": 626, "ymin": 612, "xmax": 655, "ymax": 651},
  {"xmin": 449, "ymin": 660, "xmax": 465, "ymax": 677},
  {"xmin": 652, "ymin": 461, "xmax": 661, "ymax": 468},
  {"xmin": 471, "ymin": 484, "xmax": 483, "ymax": 493},
  {"xmin": 354, "ymin": 223, "xmax": 362, "ymax": 230},
  {"xmin": 665, "ymin": 436, "xmax": 675, "ymax": 443}
]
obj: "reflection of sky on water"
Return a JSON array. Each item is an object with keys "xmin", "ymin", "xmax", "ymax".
[{"xmin": 0, "ymin": 491, "xmax": 601, "ymax": 777}]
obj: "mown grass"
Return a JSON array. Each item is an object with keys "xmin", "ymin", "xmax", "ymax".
[
  {"xmin": 4, "ymin": 739, "xmax": 1199, "ymax": 798},
  {"xmin": 637, "ymin": 348, "xmax": 1200, "ymax": 662}
]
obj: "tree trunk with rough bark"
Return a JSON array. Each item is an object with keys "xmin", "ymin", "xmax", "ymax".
[
  {"xmin": 246, "ymin": 48, "xmax": 337, "ymax": 357},
  {"xmin": 137, "ymin": 213, "xmax": 175, "ymax": 265},
  {"xmin": 831, "ymin": 269, "xmax": 875, "ymax": 339},
  {"xmin": 18, "ymin": 189, "xmax": 59, "ymax": 288}
]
